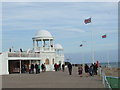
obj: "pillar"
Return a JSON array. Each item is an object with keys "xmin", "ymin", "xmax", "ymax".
[
  {"xmin": 20, "ymin": 60, "xmax": 21, "ymax": 74},
  {"xmin": 49, "ymin": 39, "xmax": 51, "ymax": 51},
  {"xmin": 44, "ymin": 40, "xmax": 45, "ymax": 47},
  {"xmin": 33, "ymin": 40, "xmax": 35, "ymax": 48},
  {"xmin": 37, "ymin": 41, "xmax": 38, "ymax": 47},
  {"xmin": 41, "ymin": 39, "xmax": 43, "ymax": 47}
]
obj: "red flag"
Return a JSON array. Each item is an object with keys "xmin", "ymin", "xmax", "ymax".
[
  {"xmin": 84, "ymin": 18, "xmax": 91, "ymax": 24},
  {"xmin": 102, "ymin": 35, "xmax": 107, "ymax": 38}
]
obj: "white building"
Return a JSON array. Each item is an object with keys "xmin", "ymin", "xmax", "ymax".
[{"xmin": 0, "ymin": 30, "xmax": 64, "ymax": 75}]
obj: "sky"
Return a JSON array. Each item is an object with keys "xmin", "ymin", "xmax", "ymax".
[{"xmin": 2, "ymin": 2, "xmax": 118, "ymax": 63}]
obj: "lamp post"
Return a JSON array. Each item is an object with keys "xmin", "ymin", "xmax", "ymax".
[{"xmin": 80, "ymin": 41, "xmax": 86, "ymax": 73}]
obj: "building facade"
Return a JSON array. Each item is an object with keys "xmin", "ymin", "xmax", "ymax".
[{"xmin": 0, "ymin": 30, "xmax": 64, "ymax": 75}]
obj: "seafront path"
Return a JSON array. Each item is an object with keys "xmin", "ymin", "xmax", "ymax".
[{"xmin": 2, "ymin": 67, "xmax": 104, "ymax": 88}]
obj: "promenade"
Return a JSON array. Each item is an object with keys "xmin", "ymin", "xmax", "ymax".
[{"xmin": 2, "ymin": 67, "xmax": 104, "ymax": 88}]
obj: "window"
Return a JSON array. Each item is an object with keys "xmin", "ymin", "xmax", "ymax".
[
  {"xmin": 45, "ymin": 59, "xmax": 49, "ymax": 65},
  {"xmin": 52, "ymin": 58, "xmax": 54, "ymax": 64}
]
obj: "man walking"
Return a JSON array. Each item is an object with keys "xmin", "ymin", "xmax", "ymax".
[
  {"xmin": 31, "ymin": 64, "xmax": 34, "ymax": 74},
  {"xmin": 68, "ymin": 63, "xmax": 72, "ymax": 75},
  {"xmin": 62, "ymin": 64, "xmax": 65, "ymax": 72},
  {"xmin": 35, "ymin": 64, "xmax": 38, "ymax": 74}
]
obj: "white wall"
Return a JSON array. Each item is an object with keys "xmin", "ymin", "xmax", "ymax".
[
  {"xmin": 41, "ymin": 52, "xmax": 55, "ymax": 71},
  {"xmin": 0, "ymin": 54, "xmax": 2, "ymax": 75},
  {"xmin": 2, "ymin": 52, "xmax": 9, "ymax": 75}
]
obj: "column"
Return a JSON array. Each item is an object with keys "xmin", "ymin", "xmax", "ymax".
[
  {"xmin": 34, "ymin": 40, "xmax": 37, "ymax": 51},
  {"xmin": 35, "ymin": 40, "xmax": 37, "ymax": 47},
  {"xmin": 37, "ymin": 41, "xmax": 38, "ymax": 47},
  {"xmin": 41, "ymin": 39, "xmax": 43, "ymax": 47},
  {"xmin": 49, "ymin": 39, "xmax": 51, "ymax": 51},
  {"xmin": 41, "ymin": 39, "xmax": 43, "ymax": 51},
  {"xmin": 29, "ymin": 60, "xmax": 31, "ymax": 70},
  {"xmin": 20, "ymin": 60, "xmax": 21, "ymax": 74},
  {"xmin": 33, "ymin": 40, "xmax": 35, "ymax": 48},
  {"xmin": 44, "ymin": 40, "xmax": 45, "ymax": 47}
]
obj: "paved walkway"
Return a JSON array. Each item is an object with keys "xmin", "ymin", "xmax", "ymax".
[{"xmin": 2, "ymin": 67, "xmax": 104, "ymax": 88}]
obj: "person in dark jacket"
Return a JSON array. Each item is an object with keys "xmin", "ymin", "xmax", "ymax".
[
  {"xmin": 89, "ymin": 64, "xmax": 94, "ymax": 76},
  {"xmin": 54, "ymin": 63, "xmax": 57, "ymax": 71},
  {"xmin": 84, "ymin": 64, "xmax": 89, "ymax": 77},
  {"xmin": 35, "ymin": 64, "xmax": 38, "ymax": 74},
  {"xmin": 31, "ymin": 64, "xmax": 34, "ymax": 74},
  {"xmin": 62, "ymin": 64, "xmax": 65, "ymax": 72},
  {"xmin": 67, "ymin": 63, "xmax": 72, "ymax": 75},
  {"xmin": 38, "ymin": 64, "xmax": 40, "ymax": 73},
  {"xmin": 41, "ymin": 64, "xmax": 45, "ymax": 72}
]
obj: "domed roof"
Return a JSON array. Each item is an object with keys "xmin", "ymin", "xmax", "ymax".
[
  {"xmin": 35, "ymin": 30, "xmax": 53, "ymax": 38},
  {"xmin": 55, "ymin": 44, "xmax": 63, "ymax": 50}
]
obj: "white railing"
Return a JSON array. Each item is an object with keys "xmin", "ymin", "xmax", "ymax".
[
  {"xmin": 100, "ymin": 67, "xmax": 112, "ymax": 89},
  {"xmin": 35, "ymin": 47, "xmax": 55, "ymax": 52},
  {"xmin": 8, "ymin": 52, "xmax": 40, "ymax": 57}
]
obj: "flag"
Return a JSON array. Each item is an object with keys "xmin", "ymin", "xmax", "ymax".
[
  {"xmin": 80, "ymin": 44, "xmax": 83, "ymax": 47},
  {"xmin": 84, "ymin": 18, "xmax": 91, "ymax": 24},
  {"xmin": 102, "ymin": 35, "xmax": 107, "ymax": 38}
]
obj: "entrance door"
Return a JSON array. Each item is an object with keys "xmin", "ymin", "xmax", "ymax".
[
  {"xmin": 21, "ymin": 60, "xmax": 29, "ymax": 73},
  {"xmin": 8, "ymin": 60, "xmax": 20, "ymax": 74}
]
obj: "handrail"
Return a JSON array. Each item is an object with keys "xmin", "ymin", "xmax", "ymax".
[{"xmin": 100, "ymin": 67, "xmax": 112, "ymax": 89}]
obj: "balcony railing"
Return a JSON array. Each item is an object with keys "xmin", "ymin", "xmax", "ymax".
[
  {"xmin": 8, "ymin": 52, "xmax": 40, "ymax": 57},
  {"xmin": 35, "ymin": 47, "xmax": 55, "ymax": 52}
]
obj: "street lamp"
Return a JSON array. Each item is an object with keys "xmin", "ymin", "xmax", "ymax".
[{"xmin": 80, "ymin": 41, "xmax": 86, "ymax": 73}]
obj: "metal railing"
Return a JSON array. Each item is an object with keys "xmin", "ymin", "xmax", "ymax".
[{"xmin": 100, "ymin": 68, "xmax": 112, "ymax": 89}]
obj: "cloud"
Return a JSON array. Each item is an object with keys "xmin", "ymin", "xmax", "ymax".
[
  {"xmin": 64, "ymin": 28, "xmax": 85, "ymax": 33},
  {"xmin": 2, "ymin": 2, "xmax": 118, "ymax": 54}
]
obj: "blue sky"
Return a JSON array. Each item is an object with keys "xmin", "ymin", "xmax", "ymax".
[{"xmin": 2, "ymin": 2, "xmax": 118, "ymax": 63}]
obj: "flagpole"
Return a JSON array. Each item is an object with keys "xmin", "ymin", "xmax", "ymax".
[
  {"xmin": 84, "ymin": 17, "xmax": 94, "ymax": 64},
  {"xmin": 91, "ymin": 29, "xmax": 95, "ymax": 64},
  {"xmin": 107, "ymin": 50, "xmax": 110, "ymax": 67},
  {"xmin": 80, "ymin": 44, "xmax": 84, "ymax": 69},
  {"xmin": 80, "ymin": 41, "xmax": 86, "ymax": 73},
  {"xmin": 91, "ymin": 16, "xmax": 94, "ymax": 64}
]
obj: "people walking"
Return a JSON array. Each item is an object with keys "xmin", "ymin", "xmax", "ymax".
[
  {"xmin": 78, "ymin": 64, "xmax": 83, "ymax": 77},
  {"xmin": 54, "ymin": 63, "xmax": 57, "ymax": 71},
  {"xmin": 84, "ymin": 64, "xmax": 89, "ymax": 77},
  {"xmin": 41, "ymin": 64, "xmax": 45, "ymax": 72},
  {"xmin": 35, "ymin": 64, "xmax": 38, "ymax": 74},
  {"xmin": 89, "ymin": 64, "xmax": 94, "ymax": 76},
  {"xmin": 62, "ymin": 64, "xmax": 65, "ymax": 72},
  {"xmin": 58, "ymin": 64, "xmax": 61, "ymax": 70},
  {"xmin": 31, "ymin": 64, "xmax": 34, "ymax": 74},
  {"xmin": 38, "ymin": 64, "xmax": 40, "ymax": 73},
  {"xmin": 67, "ymin": 63, "xmax": 72, "ymax": 75},
  {"xmin": 20, "ymin": 48, "xmax": 23, "ymax": 52},
  {"xmin": 94, "ymin": 63, "xmax": 98, "ymax": 75},
  {"xmin": 44, "ymin": 63, "xmax": 46, "ymax": 72},
  {"xmin": 9, "ymin": 48, "xmax": 12, "ymax": 52}
]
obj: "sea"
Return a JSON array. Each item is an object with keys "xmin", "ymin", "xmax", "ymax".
[
  {"xmin": 100, "ymin": 62, "xmax": 119, "ymax": 68},
  {"xmin": 86, "ymin": 62, "xmax": 119, "ymax": 68}
]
